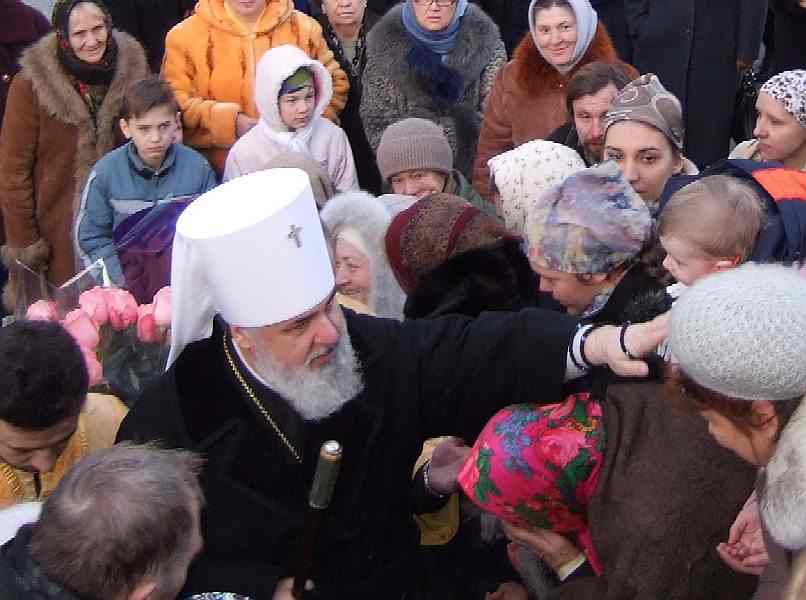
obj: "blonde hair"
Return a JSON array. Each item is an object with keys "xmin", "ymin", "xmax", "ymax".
[{"xmin": 658, "ymin": 175, "xmax": 766, "ymax": 261}]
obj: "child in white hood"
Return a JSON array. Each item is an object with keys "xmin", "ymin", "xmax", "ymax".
[{"xmin": 223, "ymin": 45, "xmax": 358, "ymax": 192}]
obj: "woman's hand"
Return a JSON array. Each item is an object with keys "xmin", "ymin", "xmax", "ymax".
[
  {"xmin": 584, "ymin": 313, "xmax": 669, "ymax": 378},
  {"xmin": 426, "ymin": 437, "xmax": 471, "ymax": 495},
  {"xmin": 236, "ymin": 113, "xmax": 258, "ymax": 138},
  {"xmin": 717, "ymin": 491, "xmax": 769, "ymax": 576},
  {"xmin": 502, "ymin": 522, "xmax": 580, "ymax": 574}
]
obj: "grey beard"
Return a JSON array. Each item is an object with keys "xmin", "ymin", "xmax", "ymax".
[{"xmin": 249, "ymin": 332, "xmax": 365, "ymax": 421}]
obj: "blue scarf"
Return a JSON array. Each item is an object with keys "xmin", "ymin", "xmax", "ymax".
[{"xmin": 401, "ymin": 0, "xmax": 469, "ymax": 55}]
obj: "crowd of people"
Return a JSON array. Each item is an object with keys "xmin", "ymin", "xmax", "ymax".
[{"xmin": 0, "ymin": 0, "xmax": 806, "ymax": 598}]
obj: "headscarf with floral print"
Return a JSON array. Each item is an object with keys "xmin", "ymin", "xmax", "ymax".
[{"xmin": 458, "ymin": 393, "xmax": 606, "ymax": 575}]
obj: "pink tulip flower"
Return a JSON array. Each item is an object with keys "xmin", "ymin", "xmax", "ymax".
[
  {"xmin": 79, "ymin": 287, "xmax": 110, "ymax": 326},
  {"xmin": 82, "ymin": 347, "xmax": 103, "ymax": 386},
  {"xmin": 62, "ymin": 309, "xmax": 100, "ymax": 351},
  {"xmin": 107, "ymin": 288, "xmax": 139, "ymax": 331},
  {"xmin": 136, "ymin": 303, "xmax": 160, "ymax": 343},
  {"xmin": 26, "ymin": 299, "xmax": 59, "ymax": 322},
  {"xmin": 152, "ymin": 286, "xmax": 172, "ymax": 329}
]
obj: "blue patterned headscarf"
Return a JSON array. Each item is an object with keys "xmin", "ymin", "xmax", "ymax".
[{"xmin": 401, "ymin": 0, "xmax": 469, "ymax": 55}]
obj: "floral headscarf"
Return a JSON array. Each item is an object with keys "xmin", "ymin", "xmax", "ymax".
[
  {"xmin": 458, "ymin": 393, "xmax": 606, "ymax": 574},
  {"xmin": 761, "ymin": 70, "xmax": 806, "ymax": 129}
]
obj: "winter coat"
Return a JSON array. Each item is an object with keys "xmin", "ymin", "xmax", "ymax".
[
  {"xmin": 0, "ymin": 31, "xmax": 149, "ymax": 311},
  {"xmin": 161, "ymin": 0, "xmax": 349, "ymax": 175},
  {"xmin": 443, "ymin": 169, "xmax": 494, "ymax": 217},
  {"xmin": 472, "ymin": 26, "xmax": 636, "ymax": 202},
  {"xmin": 768, "ymin": 0, "xmax": 806, "ymax": 74},
  {"xmin": 361, "ymin": 3, "xmax": 507, "ymax": 178},
  {"xmin": 472, "ymin": 0, "xmax": 531, "ymax": 57},
  {"xmin": 623, "ymin": 0, "xmax": 768, "ymax": 168},
  {"xmin": 319, "ymin": 192, "xmax": 406, "ymax": 319},
  {"xmin": 590, "ymin": 0, "xmax": 632, "ymax": 64},
  {"xmin": 0, "ymin": 0, "xmax": 49, "ymax": 133},
  {"xmin": 314, "ymin": 7, "xmax": 382, "ymax": 193},
  {"xmin": 105, "ymin": 0, "xmax": 195, "ymax": 72},
  {"xmin": 223, "ymin": 45, "xmax": 357, "ymax": 192},
  {"xmin": 547, "ymin": 381, "xmax": 758, "ymax": 599},
  {"xmin": 116, "ymin": 309, "xmax": 577, "ymax": 598},
  {"xmin": 75, "ymin": 142, "xmax": 217, "ymax": 286}
]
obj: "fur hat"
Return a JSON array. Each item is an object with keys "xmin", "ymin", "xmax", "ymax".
[{"xmin": 376, "ymin": 118, "xmax": 453, "ymax": 181}]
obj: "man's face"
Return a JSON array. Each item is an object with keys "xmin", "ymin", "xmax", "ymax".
[
  {"xmin": 120, "ymin": 105, "xmax": 180, "ymax": 170},
  {"xmin": 0, "ymin": 417, "xmax": 78, "ymax": 473},
  {"xmin": 572, "ymin": 83, "xmax": 618, "ymax": 163}
]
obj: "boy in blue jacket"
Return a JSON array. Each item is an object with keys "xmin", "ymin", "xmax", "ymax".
[{"xmin": 76, "ymin": 76, "xmax": 217, "ymax": 287}]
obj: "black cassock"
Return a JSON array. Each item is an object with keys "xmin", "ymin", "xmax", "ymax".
[{"xmin": 117, "ymin": 308, "xmax": 576, "ymax": 598}]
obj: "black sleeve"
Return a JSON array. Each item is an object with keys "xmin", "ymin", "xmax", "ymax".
[
  {"xmin": 623, "ymin": 0, "xmax": 651, "ymax": 40},
  {"xmin": 406, "ymin": 308, "xmax": 577, "ymax": 442},
  {"xmin": 737, "ymin": 0, "xmax": 769, "ymax": 63},
  {"xmin": 411, "ymin": 463, "xmax": 451, "ymax": 515}
]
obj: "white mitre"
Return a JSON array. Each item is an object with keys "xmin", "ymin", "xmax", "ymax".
[{"xmin": 168, "ymin": 168, "xmax": 334, "ymax": 366}]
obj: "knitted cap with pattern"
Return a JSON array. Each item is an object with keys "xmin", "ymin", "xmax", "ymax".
[
  {"xmin": 670, "ymin": 263, "xmax": 806, "ymax": 401},
  {"xmin": 376, "ymin": 118, "xmax": 454, "ymax": 181}
]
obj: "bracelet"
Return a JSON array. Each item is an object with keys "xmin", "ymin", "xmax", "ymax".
[
  {"xmin": 619, "ymin": 323, "xmax": 637, "ymax": 360},
  {"xmin": 422, "ymin": 460, "xmax": 447, "ymax": 499},
  {"xmin": 579, "ymin": 323, "xmax": 606, "ymax": 369}
]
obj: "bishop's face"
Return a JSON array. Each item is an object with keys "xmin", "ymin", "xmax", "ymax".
[{"xmin": 233, "ymin": 292, "xmax": 343, "ymax": 370}]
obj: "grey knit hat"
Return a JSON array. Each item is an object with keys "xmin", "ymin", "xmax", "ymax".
[
  {"xmin": 376, "ymin": 118, "xmax": 454, "ymax": 181},
  {"xmin": 670, "ymin": 263, "xmax": 806, "ymax": 401}
]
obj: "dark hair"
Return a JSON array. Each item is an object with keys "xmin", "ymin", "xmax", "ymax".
[
  {"xmin": 0, "ymin": 321, "xmax": 88, "ymax": 429},
  {"xmin": 121, "ymin": 76, "xmax": 179, "ymax": 120},
  {"xmin": 30, "ymin": 443, "xmax": 205, "ymax": 600},
  {"xmin": 566, "ymin": 62, "xmax": 633, "ymax": 115},
  {"xmin": 665, "ymin": 364, "xmax": 801, "ymax": 436}
]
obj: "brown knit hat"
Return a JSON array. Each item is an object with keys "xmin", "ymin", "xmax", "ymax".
[
  {"xmin": 385, "ymin": 193, "xmax": 512, "ymax": 294},
  {"xmin": 376, "ymin": 118, "xmax": 454, "ymax": 182}
]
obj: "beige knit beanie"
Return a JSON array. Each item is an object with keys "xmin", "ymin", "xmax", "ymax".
[{"xmin": 376, "ymin": 118, "xmax": 454, "ymax": 182}]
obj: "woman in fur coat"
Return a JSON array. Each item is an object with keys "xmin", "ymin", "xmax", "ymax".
[
  {"xmin": 472, "ymin": 0, "xmax": 636, "ymax": 202},
  {"xmin": 360, "ymin": 0, "xmax": 506, "ymax": 178},
  {"xmin": 0, "ymin": 0, "xmax": 148, "ymax": 311}
]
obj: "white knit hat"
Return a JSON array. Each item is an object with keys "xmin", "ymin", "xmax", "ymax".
[{"xmin": 669, "ymin": 263, "xmax": 806, "ymax": 401}]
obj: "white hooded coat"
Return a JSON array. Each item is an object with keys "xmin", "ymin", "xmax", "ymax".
[{"xmin": 223, "ymin": 44, "xmax": 358, "ymax": 192}]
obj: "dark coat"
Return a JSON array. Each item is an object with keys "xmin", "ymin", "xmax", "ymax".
[
  {"xmin": 0, "ymin": 526, "xmax": 79, "ymax": 600},
  {"xmin": 0, "ymin": 0, "xmax": 49, "ymax": 132},
  {"xmin": 105, "ymin": 0, "xmax": 195, "ymax": 72},
  {"xmin": 116, "ymin": 309, "xmax": 576, "ymax": 599},
  {"xmin": 624, "ymin": 0, "xmax": 768, "ymax": 168},
  {"xmin": 546, "ymin": 122, "xmax": 594, "ymax": 166},
  {"xmin": 769, "ymin": 0, "xmax": 806, "ymax": 74},
  {"xmin": 472, "ymin": 0, "xmax": 531, "ymax": 57},
  {"xmin": 403, "ymin": 237, "xmax": 539, "ymax": 320},
  {"xmin": 549, "ymin": 381, "xmax": 758, "ymax": 599},
  {"xmin": 590, "ymin": 0, "xmax": 632, "ymax": 64},
  {"xmin": 314, "ymin": 8, "xmax": 382, "ymax": 194}
]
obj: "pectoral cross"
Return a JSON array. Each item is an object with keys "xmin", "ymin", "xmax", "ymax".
[{"xmin": 288, "ymin": 224, "xmax": 303, "ymax": 248}]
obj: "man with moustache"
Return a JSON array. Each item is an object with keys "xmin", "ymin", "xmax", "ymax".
[{"xmin": 117, "ymin": 168, "xmax": 667, "ymax": 600}]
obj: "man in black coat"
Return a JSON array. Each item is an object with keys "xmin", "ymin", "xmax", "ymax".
[
  {"xmin": 624, "ymin": 0, "xmax": 768, "ymax": 169},
  {"xmin": 105, "ymin": 0, "xmax": 195, "ymax": 72},
  {"xmin": 117, "ymin": 169, "xmax": 666, "ymax": 600}
]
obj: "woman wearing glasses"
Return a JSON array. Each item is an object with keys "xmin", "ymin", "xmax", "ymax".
[
  {"xmin": 360, "ymin": 0, "xmax": 506, "ymax": 179},
  {"xmin": 472, "ymin": 0, "xmax": 636, "ymax": 203}
]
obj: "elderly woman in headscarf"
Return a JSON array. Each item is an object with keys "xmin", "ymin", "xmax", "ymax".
[
  {"xmin": 602, "ymin": 73, "xmax": 699, "ymax": 212},
  {"xmin": 360, "ymin": 0, "xmax": 506, "ymax": 178},
  {"xmin": 524, "ymin": 161, "xmax": 665, "ymax": 324},
  {"xmin": 487, "ymin": 139, "xmax": 586, "ymax": 235},
  {"xmin": 731, "ymin": 70, "xmax": 806, "ymax": 172},
  {"xmin": 385, "ymin": 193, "xmax": 537, "ymax": 319},
  {"xmin": 0, "ymin": 0, "xmax": 148, "ymax": 311},
  {"xmin": 473, "ymin": 0, "xmax": 637, "ymax": 203},
  {"xmin": 320, "ymin": 191, "xmax": 407, "ymax": 319}
]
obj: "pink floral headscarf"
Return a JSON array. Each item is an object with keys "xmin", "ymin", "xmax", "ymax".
[{"xmin": 458, "ymin": 394, "xmax": 606, "ymax": 574}]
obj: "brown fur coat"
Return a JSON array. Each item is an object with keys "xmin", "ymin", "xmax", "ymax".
[
  {"xmin": 0, "ymin": 31, "xmax": 148, "ymax": 310},
  {"xmin": 472, "ymin": 26, "xmax": 637, "ymax": 201}
]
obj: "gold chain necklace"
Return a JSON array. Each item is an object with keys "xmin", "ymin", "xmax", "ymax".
[{"xmin": 222, "ymin": 336, "xmax": 303, "ymax": 464}]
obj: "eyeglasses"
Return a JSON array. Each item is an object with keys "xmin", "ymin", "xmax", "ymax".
[{"xmin": 413, "ymin": 0, "xmax": 458, "ymax": 7}]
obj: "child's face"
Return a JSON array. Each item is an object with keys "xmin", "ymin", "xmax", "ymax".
[
  {"xmin": 120, "ymin": 105, "xmax": 180, "ymax": 169},
  {"xmin": 279, "ymin": 86, "xmax": 315, "ymax": 131},
  {"xmin": 661, "ymin": 235, "xmax": 724, "ymax": 286}
]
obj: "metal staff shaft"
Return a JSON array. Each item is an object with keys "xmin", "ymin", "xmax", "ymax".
[{"xmin": 292, "ymin": 440, "xmax": 343, "ymax": 599}]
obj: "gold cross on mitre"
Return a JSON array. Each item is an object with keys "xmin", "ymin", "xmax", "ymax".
[{"xmin": 288, "ymin": 224, "xmax": 303, "ymax": 248}]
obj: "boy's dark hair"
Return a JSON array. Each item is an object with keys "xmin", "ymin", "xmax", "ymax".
[
  {"xmin": 0, "ymin": 321, "xmax": 88, "ymax": 429},
  {"xmin": 566, "ymin": 62, "xmax": 633, "ymax": 115},
  {"xmin": 121, "ymin": 76, "xmax": 179, "ymax": 120}
]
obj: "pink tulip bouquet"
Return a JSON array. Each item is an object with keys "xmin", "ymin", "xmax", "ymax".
[{"xmin": 25, "ymin": 286, "xmax": 172, "ymax": 403}]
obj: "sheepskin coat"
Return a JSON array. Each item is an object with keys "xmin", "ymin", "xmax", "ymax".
[
  {"xmin": 472, "ymin": 26, "xmax": 637, "ymax": 201},
  {"xmin": 320, "ymin": 192, "xmax": 406, "ymax": 319},
  {"xmin": 0, "ymin": 31, "xmax": 148, "ymax": 309},
  {"xmin": 360, "ymin": 3, "xmax": 507, "ymax": 178},
  {"xmin": 162, "ymin": 0, "xmax": 349, "ymax": 174}
]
